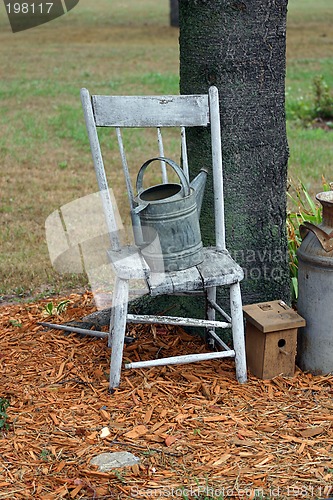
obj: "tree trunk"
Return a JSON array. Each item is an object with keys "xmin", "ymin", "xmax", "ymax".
[
  {"xmin": 179, "ymin": 0, "xmax": 290, "ymax": 306},
  {"xmin": 170, "ymin": 0, "xmax": 179, "ymax": 27}
]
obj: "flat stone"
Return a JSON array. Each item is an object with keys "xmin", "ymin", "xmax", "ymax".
[{"xmin": 90, "ymin": 451, "xmax": 140, "ymax": 472}]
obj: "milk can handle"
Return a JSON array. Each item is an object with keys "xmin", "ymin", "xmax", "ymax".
[
  {"xmin": 136, "ymin": 157, "xmax": 191, "ymax": 197},
  {"xmin": 300, "ymin": 221, "xmax": 333, "ymax": 252}
]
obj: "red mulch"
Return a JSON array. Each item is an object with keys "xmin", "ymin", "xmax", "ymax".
[{"xmin": 0, "ymin": 292, "xmax": 332, "ymax": 499}]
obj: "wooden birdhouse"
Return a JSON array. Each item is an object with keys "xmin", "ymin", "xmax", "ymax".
[{"xmin": 243, "ymin": 300, "xmax": 306, "ymax": 379}]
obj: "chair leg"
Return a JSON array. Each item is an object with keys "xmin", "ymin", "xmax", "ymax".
[
  {"xmin": 206, "ymin": 286, "xmax": 216, "ymax": 348},
  {"xmin": 109, "ymin": 277, "xmax": 129, "ymax": 391},
  {"xmin": 108, "ymin": 297, "xmax": 116, "ymax": 349},
  {"xmin": 230, "ymin": 282, "xmax": 247, "ymax": 383}
]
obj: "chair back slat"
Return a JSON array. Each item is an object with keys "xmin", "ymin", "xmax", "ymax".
[
  {"xmin": 156, "ymin": 128, "xmax": 168, "ymax": 183},
  {"xmin": 208, "ymin": 86, "xmax": 225, "ymax": 250},
  {"xmin": 81, "ymin": 88, "xmax": 121, "ymax": 251},
  {"xmin": 92, "ymin": 94, "xmax": 210, "ymax": 127},
  {"xmin": 180, "ymin": 126, "xmax": 189, "ymax": 181},
  {"xmin": 116, "ymin": 127, "xmax": 135, "ymax": 209}
]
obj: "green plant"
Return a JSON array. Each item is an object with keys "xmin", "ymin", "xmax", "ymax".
[
  {"xmin": 287, "ymin": 75, "xmax": 333, "ymax": 126},
  {"xmin": 0, "ymin": 398, "xmax": 10, "ymax": 430},
  {"xmin": 58, "ymin": 160, "xmax": 68, "ymax": 170},
  {"xmin": 313, "ymin": 75, "xmax": 333, "ymax": 121},
  {"xmin": 112, "ymin": 469, "xmax": 127, "ymax": 484},
  {"xmin": 9, "ymin": 319, "xmax": 22, "ymax": 328},
  {"xmin": 287, "ymin": 178, "xmax": 331, "ymax": 301},
  {"xmin": 39, "ymin": 448, "xmax": 52, "ymax": 461},
  {"xmin": 43, "ymin": 299, "xmax": 70, "ymax": 317}
]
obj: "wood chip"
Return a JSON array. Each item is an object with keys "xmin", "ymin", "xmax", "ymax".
[
  {"xmin": 298, "ymin": 426, "xmax": 325, "ymax": 438},
  {"xmin": 212, "ymin": 454, "xmax": 232, "ymax": 466},
  {"xmin": 164, "ymin": 435, "xmax": 177, "ymax": 447},
  {"xmin": 124, "ymin": 425, "xmax": 148, "ymax": 439},
  {"xmin": 100, "ymin": 427, "xmax": 111, "ymax": 439},
  {"xmin": 143, "ymin": 406, "xmax": 154, "ymax": 424}
]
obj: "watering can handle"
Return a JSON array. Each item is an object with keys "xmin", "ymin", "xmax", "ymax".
[{"xmin": 136, "ymin": 157, "xmax": 191, "ymax": 197}]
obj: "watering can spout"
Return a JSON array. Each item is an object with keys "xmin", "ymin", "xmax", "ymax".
[{"xmin": 190, "ymin": 168, "xmax": 208, "ymax": 217}]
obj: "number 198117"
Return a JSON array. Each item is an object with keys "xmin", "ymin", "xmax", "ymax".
[{"xmin": 6, "ymin": 3, "xmax": 54, "ymax": 14}]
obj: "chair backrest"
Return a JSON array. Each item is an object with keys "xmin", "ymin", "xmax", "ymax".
[{"xmin": 80, "ymin": 86, "xmax": 226, "ymax": 254}]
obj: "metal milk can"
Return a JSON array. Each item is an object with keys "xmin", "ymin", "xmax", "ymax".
[
  {"xmin": 297, "ymin": 191, "xmax": 333, "ymax": 374},
  {"xmin": 132, "ymin": 157, "xmax": 207, "ymax": 272}
]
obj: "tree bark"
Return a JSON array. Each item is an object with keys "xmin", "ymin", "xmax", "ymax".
[
  {"xmin": 179, "ymin": 0, "xmax": 290, "ymax": 306},
  {"xmin": 170, "ymin": 0, "xmax": 179, "ymax": 27}
]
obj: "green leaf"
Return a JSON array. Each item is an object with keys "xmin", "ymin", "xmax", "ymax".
[
  {"xmin": 56, "ymin": 299, "xmax": 70, "ymax": 314},
  {"xmin": 9, "ymin": 319, "xmax": 22, "ymax": 328},
  {"xmin": 291, "ymin": 276, "xmax": 298, "ymax": 300},
  {"xmin": 44, "ymin": 302, "xmax": 55, "ymax": 315}
]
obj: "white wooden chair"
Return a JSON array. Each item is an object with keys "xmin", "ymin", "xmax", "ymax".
[{"xmin": 80, "ymin": 86, "xmax": 247, "ymax": 390}]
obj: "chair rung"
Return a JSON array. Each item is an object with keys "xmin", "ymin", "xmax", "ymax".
[
  {"xmin": 207, "ymin": 329, "xmax": 232, "ymax": 351},
  {"xmin": 207, "ymin": 299, "xmax": 232, "ymax": 323},
  {"xmin": 126, "ymin": 314, "xmax": 230, "ymax": 329},
  {"xmin": 125, "ymin": 349, "xmax": 235, "ymax": 369}
]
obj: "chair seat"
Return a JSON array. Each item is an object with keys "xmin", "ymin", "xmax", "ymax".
[
  {"xmin": 108, "ymin": 246, "xmax": 244, "ymax": 295},
  {"xmin": 108, "ymin": 246, "xmax": 149, "ymax": 280},
  {"xmin": 147, "ymin": 247, "xmax": 244, "ymax": 296}
]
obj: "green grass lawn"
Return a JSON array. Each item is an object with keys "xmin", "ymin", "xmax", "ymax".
[
  {"xmin": 286, "ymin": 0, "xmax": 333, "ymax": 189},
  {"xmin": 0, "ymin": 0, "xmax": 332, "ymax": 297}
]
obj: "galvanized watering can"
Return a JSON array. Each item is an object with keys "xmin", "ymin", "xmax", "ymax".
[{"xmin": 132, "ymin": 157, "xmax": 207, "ymax": 272}]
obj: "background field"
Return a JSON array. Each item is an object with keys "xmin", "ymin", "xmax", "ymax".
[{"xmin": 0, "ymin": 0, "xmax": 332, "ymax": 299}]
